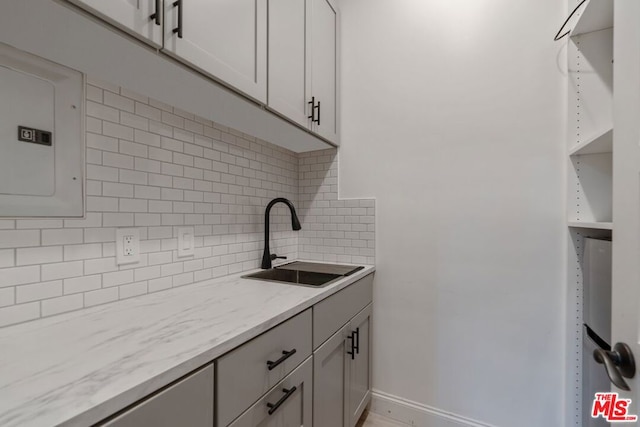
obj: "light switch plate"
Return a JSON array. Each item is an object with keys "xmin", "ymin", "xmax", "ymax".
[
  {"xmin": 116, "ymin": 228, "xmax": 140, "ymax": 265},
  {"xmin": 178, "ymin": 227, "xmax": 195, "ymax": 258}
]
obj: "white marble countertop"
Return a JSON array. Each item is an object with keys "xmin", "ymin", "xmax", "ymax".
[{"xmin": 0, "ymin": 263, "xmax": 375, "ymax": 427}]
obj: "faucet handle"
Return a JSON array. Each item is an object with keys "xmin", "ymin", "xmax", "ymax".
[{"xmin": 270, "ymin": 254, "xmax": 287, "ymax": 261}]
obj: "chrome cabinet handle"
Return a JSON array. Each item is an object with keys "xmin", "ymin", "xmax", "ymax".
[
  {"xmin": 267, "ymin": 387, "xmax": 297, "ymax": 415},
  {"xmin": 266, "ymin": 349, "xmax": 297, "ymax": 371},
  {"xmin": 594, "ymin": 342, "xmax": 636, "ymax": 391}
]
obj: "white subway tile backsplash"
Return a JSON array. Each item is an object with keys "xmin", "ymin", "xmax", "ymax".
[
  {"xmin": 0, "ymin": 250, "xmax": 15, "ymax": 268},
  {"xmin": 104, "ymin": 91, "xmax": 135, "ymax": 113},
  {"xmin": 173, "ymin": 272, "xmax": 194, "ymax": 287},
  {"xmin": 0, "ymin": 81, "xmax": 375, "ymax": 328},
  {"xmin": 85, "ymin": 287, "xmax": 119, "ymax": 307},
  {"xmin": 103, "ymin": 270, "xmax": 134, "ymax": 288},
  {"xmin": 64, "ymin": 275, "xmax": 102, "ymax": 294},
  {"xmin": 84, "ymin": 228, "xmax": 116, "ymax": 244},
  {"xmin": 42, "ymin": 261, "xmax": 84, "ymax": 281},
  {"xmin": 87, "ymin": 117, "xmax": 103, "ymax": 134},
  {"xmin": 161, "ymin": 262, "xmax": 183, "ymax": 277},
  {"xmin": 0, "ymin": 266, "xmax": 40, "ymax": 288},
  {"xmin": 42, "ymin": 294, "xmax": 83, "ymax": 317},
  {"xmin": 135, "ymin": 158, "xmax": 161, "ymax": 174},
  {"xmin": 16, "ymin": 247, "xmax": 63, "ymax": 266},
  {"xmin": 42, "ymin": 229, "xmax": 83, "ymax": 246},
  {"xmin": 120, "ymin": 111, "xmax": 149, "ymax": 131},
  {"xmin": 120, "ymin": 169, "xmax": 148, "ymax": 185},
  {"xmin": 87, "ymin": 101, "xmax": 119, "ymax": 123},
  {"xmin": 84, "ymin": 257, "xmax": 118, "ymax": 275},
  {"xmin": 17, "ymin": 220, "xmax": 63, "ymax": 229},
  {"xmin": 135, "ymin": 103, "xmax": 162, "ymax": 122},
  {"xmin": 0, "ymin": 230, "xmax": 40, "ymax": 249},
  {"xmin": 102, "ymin": 213, "xmax": 134, "ymax": 227},
  {"xmin": 134, "ymin": 266, "xmax": 161, "ymax": 282},
  {"xmin": 64, "ymin": 244, "xmax": 102, "ymax": 261},
  {"xmin": 87, "ymin": 133, "xmax": 119, "ymax": 153},
  {"xmin": 103, "ymin": 152, "xmax": 134, "ymax": 170},
  {"xmin": 104, "ymin": 122, "xmax": 134, "ymax": 140},
  {"xmin": 119, "ymin": 140, "xmax": 148, "ymax": 158},
  {"xmin": 0, "ymin": 303, "xmax": 40, "ymax": 327},
  {"xmin": 87, "ymin": 165, "xmax": 119, "ymax": 183},
  {"xmin": 17, "ymin": 281, "xmax": 62, "ymax": 303},
  {"xmin": 119, "ymin": 281, "xmax": 148, "ymax": 299},
  {"xmin": 121, "ymin": 199, "xmax": 149, "ymax": 213},
  {"xmin": 0, "ymin": 288, "xmax": 14, "ymax": 307}
]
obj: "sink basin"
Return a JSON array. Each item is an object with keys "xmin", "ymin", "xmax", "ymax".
[
  {"xmin": 243, "ymin": 262, "xmax": 364, "ymax": 287},
  {"xmin": 243, "ymin": 269, "xmax": 342, "ymax": 287}
]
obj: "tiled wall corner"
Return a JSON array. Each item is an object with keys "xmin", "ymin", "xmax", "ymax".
[
  {"xmin": 298, "ymin": 149, "xmax": 376, "ymax": 265},
  {"xmin": 0, "ymin": 78, "xmax": 299, "ymax": 327}
]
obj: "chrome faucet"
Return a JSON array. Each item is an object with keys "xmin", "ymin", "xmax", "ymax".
[{"xmin": 261, "ymin": 198, "xmax": 302, "ymax": 269}]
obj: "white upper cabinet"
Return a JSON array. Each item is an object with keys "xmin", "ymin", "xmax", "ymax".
[
  {"xmin": 310, "ymin": 0, "xmax": 338, "ymax": 142},
  {"xmin": 67, "ymin": 0, "xmax": 163, "ymax": 47},
  {"xmin": 163, "ymin": 0, "xmax": 267, "ymax": 103},
  {"xmin": 268, "ymin": 0, "xmax": 339, "ymax": 144},
  {"xmin": 268, "ymin": 0, "xmax": 312, "ymax": 128}
]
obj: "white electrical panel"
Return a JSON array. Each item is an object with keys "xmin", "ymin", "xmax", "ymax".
[{"xmin": 0, "ymin": 43, "xmax": 83, "ymax": 217}]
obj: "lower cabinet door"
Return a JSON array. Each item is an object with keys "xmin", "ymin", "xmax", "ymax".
[
  {"xmin": 313, "ymin": 325, "xmax": 350, "ymax": 427},
  {"xmin": 228, "ymin": 357, "xmax": 313, "ymax": 427},
  {"xmin": 348, "ymin": 304, "xmax": 372, "ymax": 427},
  {"xmin": 100, "ymin": 364, "xmax": 214, "ymax": 427}
]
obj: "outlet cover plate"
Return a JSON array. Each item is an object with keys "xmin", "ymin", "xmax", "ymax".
[
  {"xmin": 178, "ymin": 227, "xmax": 195, "ymax": 258},
  {"xmin": 116, "ymin": 228, "xmax": 140, "ymax": 265}
]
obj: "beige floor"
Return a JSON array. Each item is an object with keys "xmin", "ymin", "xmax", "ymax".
[{"xmin": 356, "ymin": 410, "xmax": 410, "ymax": 427}]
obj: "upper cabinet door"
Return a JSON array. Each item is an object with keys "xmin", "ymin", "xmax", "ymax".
[
  {"xmin": 310, "ymin": 0, "xmax": 338, "ymax": 143},
  {"xmin": 268, "ymin": 0, "xmax": 312, "ymax": 128},
  {"xmin": 164, "ymin": 0, "xmax": 267, "ymax": 103},
  {"xmin": 68, "ymin": 0, "xmax": 163, "ymax": 46}
]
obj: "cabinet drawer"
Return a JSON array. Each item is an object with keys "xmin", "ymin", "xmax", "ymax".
[
  {"xmin": 217, "ymin": 308, "xmax": 312, "ymax": 426},
  {"xmin": 100, "ymin": 364, "xmax": 214, "ymax": 427},
  {"xmin": 313, "ymin": 273, "xmax": 373, "ymax": 349},
  {"xmin": 228, "ymin": 356, "xmax": 313, "ymax": 427}
]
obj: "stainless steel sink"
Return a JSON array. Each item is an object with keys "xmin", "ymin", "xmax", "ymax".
[{"xmin": 243, "ymin": 262, "xmax": 364, "ymax": 287}]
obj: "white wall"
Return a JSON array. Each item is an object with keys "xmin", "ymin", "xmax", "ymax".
[{"xmin": 338, "ymin": 1, "xmax": 567, "ymax": 426}]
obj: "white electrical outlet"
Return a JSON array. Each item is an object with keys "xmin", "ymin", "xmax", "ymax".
[
  {"xmin": 116, "ymin": 228, "xmax": 140, "ymax": 265},
  {"xmin": 178, "ymin": 227, "xmax": 195, "ymax": 258}
]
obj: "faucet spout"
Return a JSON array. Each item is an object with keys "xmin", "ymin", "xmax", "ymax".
[{"xmin": 261, "ymin": 198, "xmax": 302, "ymax": 269}]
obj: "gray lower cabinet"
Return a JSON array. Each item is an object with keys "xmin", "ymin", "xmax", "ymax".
[
  {"xmin": 313, "ymin": 324, "xmax": 350, "ymax": 427},
  {"xmin": 348, "ymin": 304, "xmax": 372, "ymax": 427},
  {"xmin": 228, "ymin": 357, "xmax": 313, "ymax": 427},
  {"xmin": 313, "ymin": 274, "xmax": 373, "ymax": 427},
  {"xmin": 99, "ymin": 364, "xmax": 214, "ymax": 427}
]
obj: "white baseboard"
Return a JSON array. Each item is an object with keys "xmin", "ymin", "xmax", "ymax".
[{"xmin": 370, "ymin": 390, "xmax": 498, "ymax": 427}]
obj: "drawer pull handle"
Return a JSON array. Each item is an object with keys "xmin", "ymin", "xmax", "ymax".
[
  {"xmin": 354, "ymin": 327, "xmax": 360, "ymax": 355},
  {"xmin": 267, "ymin": 386, "xmax": 297, "ymax": 415},
  {"xmin": 266, "ymin": 349, "xmax": 297, "ymax": 371},
  {"xmin": 347, "ymin": 332, "xmax": 356, "ymax": 360}
]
